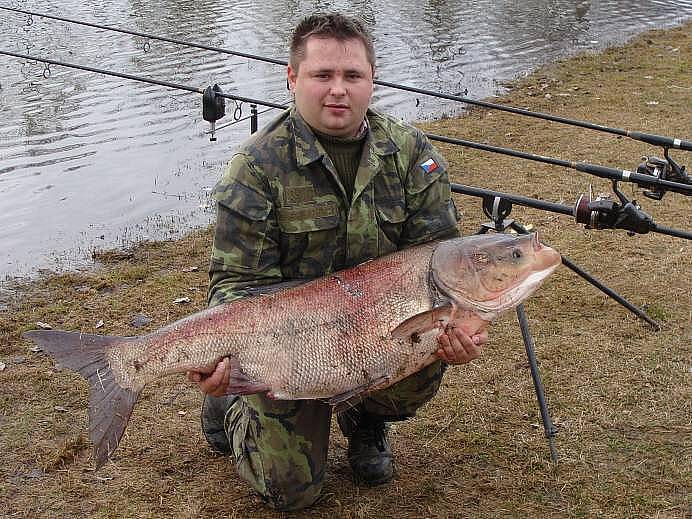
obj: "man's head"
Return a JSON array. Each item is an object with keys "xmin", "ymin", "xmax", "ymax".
[
  {"xmin": 289, "ymin": 14, "xmax": 375, "ymax": 73},
  {"xmin": 287, "ymin": 13, "xmax": 375, "ymax": 138}
]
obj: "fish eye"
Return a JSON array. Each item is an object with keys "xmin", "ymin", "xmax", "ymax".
[{"xmin": 512, "ymin": 249, "xmax": 522, "ymax": 260}]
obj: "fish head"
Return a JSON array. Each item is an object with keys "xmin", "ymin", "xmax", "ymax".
[{"xmin": 430, "ymin": 233, "xmax": 561, "ymax": 318}]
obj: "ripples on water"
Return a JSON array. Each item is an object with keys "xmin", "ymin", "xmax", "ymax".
[{"xmin": 0, "ymin": 0, "xmax": 690, "ymax": 278}]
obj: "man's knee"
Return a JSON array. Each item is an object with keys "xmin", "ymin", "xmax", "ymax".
[
  {"xmin": 261, "ymin": 473, "xmax": 324, "ymax": 511},
  {"xmin": 229, "ymin": 395, "xmax": 330, "ymax": 511},
  {"xmin": 233, "ymin": 444, "xmax": 325, "ymax": 510}
]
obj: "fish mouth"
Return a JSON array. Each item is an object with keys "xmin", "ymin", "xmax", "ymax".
[
  {"xmin": 530, "ymin": 232, "xmax": 541, "ymax": 251},
  {"xmin": 530, "ymin": 232, "xmax": 562, "ymax": 269}
]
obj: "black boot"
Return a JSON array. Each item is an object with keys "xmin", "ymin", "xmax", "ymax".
[
  {"xmin": 337, "ymin": 408, "xmax": 394, "ymax": 485},
  {"xmin": 201, "ymin": 394, "xmax": 237, "ymax": 455}
]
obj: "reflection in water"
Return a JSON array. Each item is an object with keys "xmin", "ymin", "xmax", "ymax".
[
  {"xmin": 575, "ymin": 1, "xmax": 592, "ymax": 21},
  {"xmin": 423, "ymin": 0, "xmax": 465, "ymax": 64},
  {"xmin": 490, "ymin": 0, "xmax": 592, "ymax": 44},
  {"xmin": 0, "ymin": 0, "xmax": 690, "ymax": 278}
]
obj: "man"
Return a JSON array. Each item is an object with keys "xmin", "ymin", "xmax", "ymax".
[{"xmin": 188, "ymin": 13, "xmax": 487, "ymax": 511}]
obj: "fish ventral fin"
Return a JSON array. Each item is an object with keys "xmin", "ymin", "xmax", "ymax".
[
  {"xmin": 226, "ymin": 357, "xmax": 272, "ymax": 395},
  {"xmin": 23, "ymin": 330, "xmax": 141, "ymax": 469},
  {"xmin": 326, "ymin": 374, "xmax": 391, "ymax": 414}
]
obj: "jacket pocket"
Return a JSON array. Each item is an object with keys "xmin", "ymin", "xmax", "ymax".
[
  {"xmin": 276, "ymin": 201, "xmax": 341, "ymax": 270},
  {"xmin": 373, "ymin": 168, "xmax": 407, "ymax": 250},
  {"xmin": 375, "ymin": 203, "xmax": 407, "ymax": 251},
  {"xmin": 211, "ymin": 195, "xmax": 273, "ymax": 272},
  {"xmin": 276, "ymin": 201, "xmax": 340, "ymax": 232}
]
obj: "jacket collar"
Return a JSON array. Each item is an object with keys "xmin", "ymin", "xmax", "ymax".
[{"xmin": 290, "ymin": 106, "xmax": 399, "ymax": 168}]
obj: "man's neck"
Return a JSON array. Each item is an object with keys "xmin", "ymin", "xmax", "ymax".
[{"xmin": 312, "ymin": 118, "xmax": 369, "ymax": 141}]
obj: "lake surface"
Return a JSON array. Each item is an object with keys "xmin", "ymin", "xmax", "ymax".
[{"xmin": 1, "ymin": 0, "xmax": 690, "ymax": 279}]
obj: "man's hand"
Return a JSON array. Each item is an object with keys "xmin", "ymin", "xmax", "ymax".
[
  {"xmin": 187, "ymin": 358, "xmax": 231, "ymax": 397},
  {"xmin": 435, "ymin": 325, "xmax": 487, "ymax": 365}
]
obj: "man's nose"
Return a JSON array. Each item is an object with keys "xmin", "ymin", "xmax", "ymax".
[{"xmin": 329, "ymin": 76, "xmax": 347, "ymax": 96}]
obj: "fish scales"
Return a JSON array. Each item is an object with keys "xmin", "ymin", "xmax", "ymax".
[
  {"xmin": 23, "ymin": 233, "xmax": 562, "ymax": 468},
  {"xmin": 109, "ymin": 241, "xmax": 437, "ymax": 398},
  {"xmin": 251, "ymin": 242, "xmax": 437, "ymax": 399}
]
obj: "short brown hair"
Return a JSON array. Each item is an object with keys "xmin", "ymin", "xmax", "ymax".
[{"xmin": 289, "ymin": 13, "xmax": 375, "ymax": 71}]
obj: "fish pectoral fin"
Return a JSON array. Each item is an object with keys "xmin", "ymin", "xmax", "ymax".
[
  {"xmin": 226, "ymin": 357, "xmax": 271, "ymax": 395},
  {"xmin": 390, "ymin": 305, "xmax": 453, "ymax": 342}
]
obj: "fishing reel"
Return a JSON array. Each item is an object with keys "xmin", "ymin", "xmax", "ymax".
[
  {"xmin": 574, "ymin": 181, "xmax": 654, "ymax": 236},
  {"xmin": 636, "ymin": 149, "xmax": 690, "ymax": 200}
]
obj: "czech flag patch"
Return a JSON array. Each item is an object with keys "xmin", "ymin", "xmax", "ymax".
[{"xmin": 420, "ymin": 158, "xmax": 439, "ymax": 173}]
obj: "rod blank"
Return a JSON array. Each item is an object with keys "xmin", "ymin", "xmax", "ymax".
[{"xmin": 2, "ymin": 5, "xmax": 689, "ymax": 150}]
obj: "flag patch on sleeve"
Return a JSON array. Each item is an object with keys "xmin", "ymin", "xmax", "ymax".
[{"xmin": 420, "ymin": 158, "xmax": 439, "ymax": 173}]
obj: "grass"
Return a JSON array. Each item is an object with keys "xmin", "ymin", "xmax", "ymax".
[{"xmin": 1, "ymin": 23, "xmax": 690, "ymax": 518}]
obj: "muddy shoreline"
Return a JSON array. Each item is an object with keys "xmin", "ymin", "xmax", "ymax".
[{"xmin": 1, "ymin": 23, "xmax": 690, "ymax": 518}]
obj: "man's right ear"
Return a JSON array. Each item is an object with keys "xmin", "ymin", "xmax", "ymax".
[{"xmin": 286, "ymin": 65, "xmax": 297, "ymax": 92}]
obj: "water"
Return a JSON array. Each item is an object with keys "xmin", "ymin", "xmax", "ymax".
[{"xmin": 0, "ymin": 0, "xmax": 690, "ymax": 279}]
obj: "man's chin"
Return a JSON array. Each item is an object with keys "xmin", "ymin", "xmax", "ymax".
[{"xmin": 320, "ymin": 121, "xmax": 356, "ymax": 137}]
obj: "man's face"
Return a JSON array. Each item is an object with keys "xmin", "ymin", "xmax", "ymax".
[{"xmin": 288, "ymin": 36, "xmax": 374, "ymax": 138}]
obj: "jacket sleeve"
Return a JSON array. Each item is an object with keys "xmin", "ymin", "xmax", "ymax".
[
  {"xmin": 207, "ymin": 153, "xmax": 283, "ymax": 307},
  {"xmin": 399, "ymin": 130, "xmax": 460, "ymax": 247}
]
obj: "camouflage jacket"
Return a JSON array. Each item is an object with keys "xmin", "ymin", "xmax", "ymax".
[{"xmin": 208, "ymin": 107, "xmax": 459, "ymax": 306}]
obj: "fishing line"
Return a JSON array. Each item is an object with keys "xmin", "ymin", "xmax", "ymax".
[
  {"xmin": 2, "ymin": 5, "xmax": 690, "ymax": 151},
  {"xmin": 212, "ymin": 102, "xmax": 288, "ymax": 133},
  {"xmin": 0, "ymin": 49, "xmax": 286, "ymax": 108},
  {"xmin": 1, "ymin": 48, "xmax": 690, "ymax": 203}
]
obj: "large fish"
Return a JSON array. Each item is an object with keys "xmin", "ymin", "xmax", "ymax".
[{"xmin": 24, "ymin": 233, "xmax": 560, "ymax": 468}]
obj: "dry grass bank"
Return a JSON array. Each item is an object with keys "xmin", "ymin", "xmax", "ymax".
[{"xmin": 1, "ymin": 23, "xmax": 690, "ymax": 518}]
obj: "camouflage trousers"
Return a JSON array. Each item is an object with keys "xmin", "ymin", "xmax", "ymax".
[{"xmin": 223, "ymin": 360, "xmax": 446, "ymax": 511}]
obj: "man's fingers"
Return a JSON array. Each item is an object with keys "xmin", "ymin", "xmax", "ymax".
[
  {"xmin": 210, "ymin": 361, "xmax": 231, "ymax": 396},
  {"xmin": 436, "ymin": 332, "xmax": 453, "ymax": 362},
  {"xmin": 221, "ymin": 360, "xmax": 231, "ymax": 393},
  {"xmin": 472, "ymin": 329, "xmax": 488, "ymax": 346},
  {"xmin": 435, "ymin": 326, "xmax": 484, "ymax": 365},
  {"xmin": 198, "ymin": 358, "xmax": 229, "ymax": 394}
]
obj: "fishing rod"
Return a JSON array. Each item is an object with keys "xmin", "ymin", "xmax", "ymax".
[
  {"xmin": 4, "ymin": 5, "xmax": 691, "ymax": 155},
  {"xmin": 430, "ymin": 133, "xmax": 692, "ymax": 198},
  {"xmin": 3, "ymin": 50, "xmax": 683, "ymax": 339},
  {"xmin": 0, "ymin": 50, "xmax": 286, "ymax": 106},
  {"xmin": 450, "ymin": 183, "xmax": 692, "ymax": 240},
  {"xmin": 0, "ymin": 49, "xmax": 287, "ymax": 141},
  {"xmin": 3, "ymin": 48, "xmax": 691, "ymax": 208},
  {"xmin": 451, "ymin": 182, "xmax": 673, "ymax": 328}
]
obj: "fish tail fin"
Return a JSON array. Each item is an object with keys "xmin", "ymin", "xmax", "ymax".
[{"xmin": 23, "ymin": 330, "xmax": 141, "ymax": 469}]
